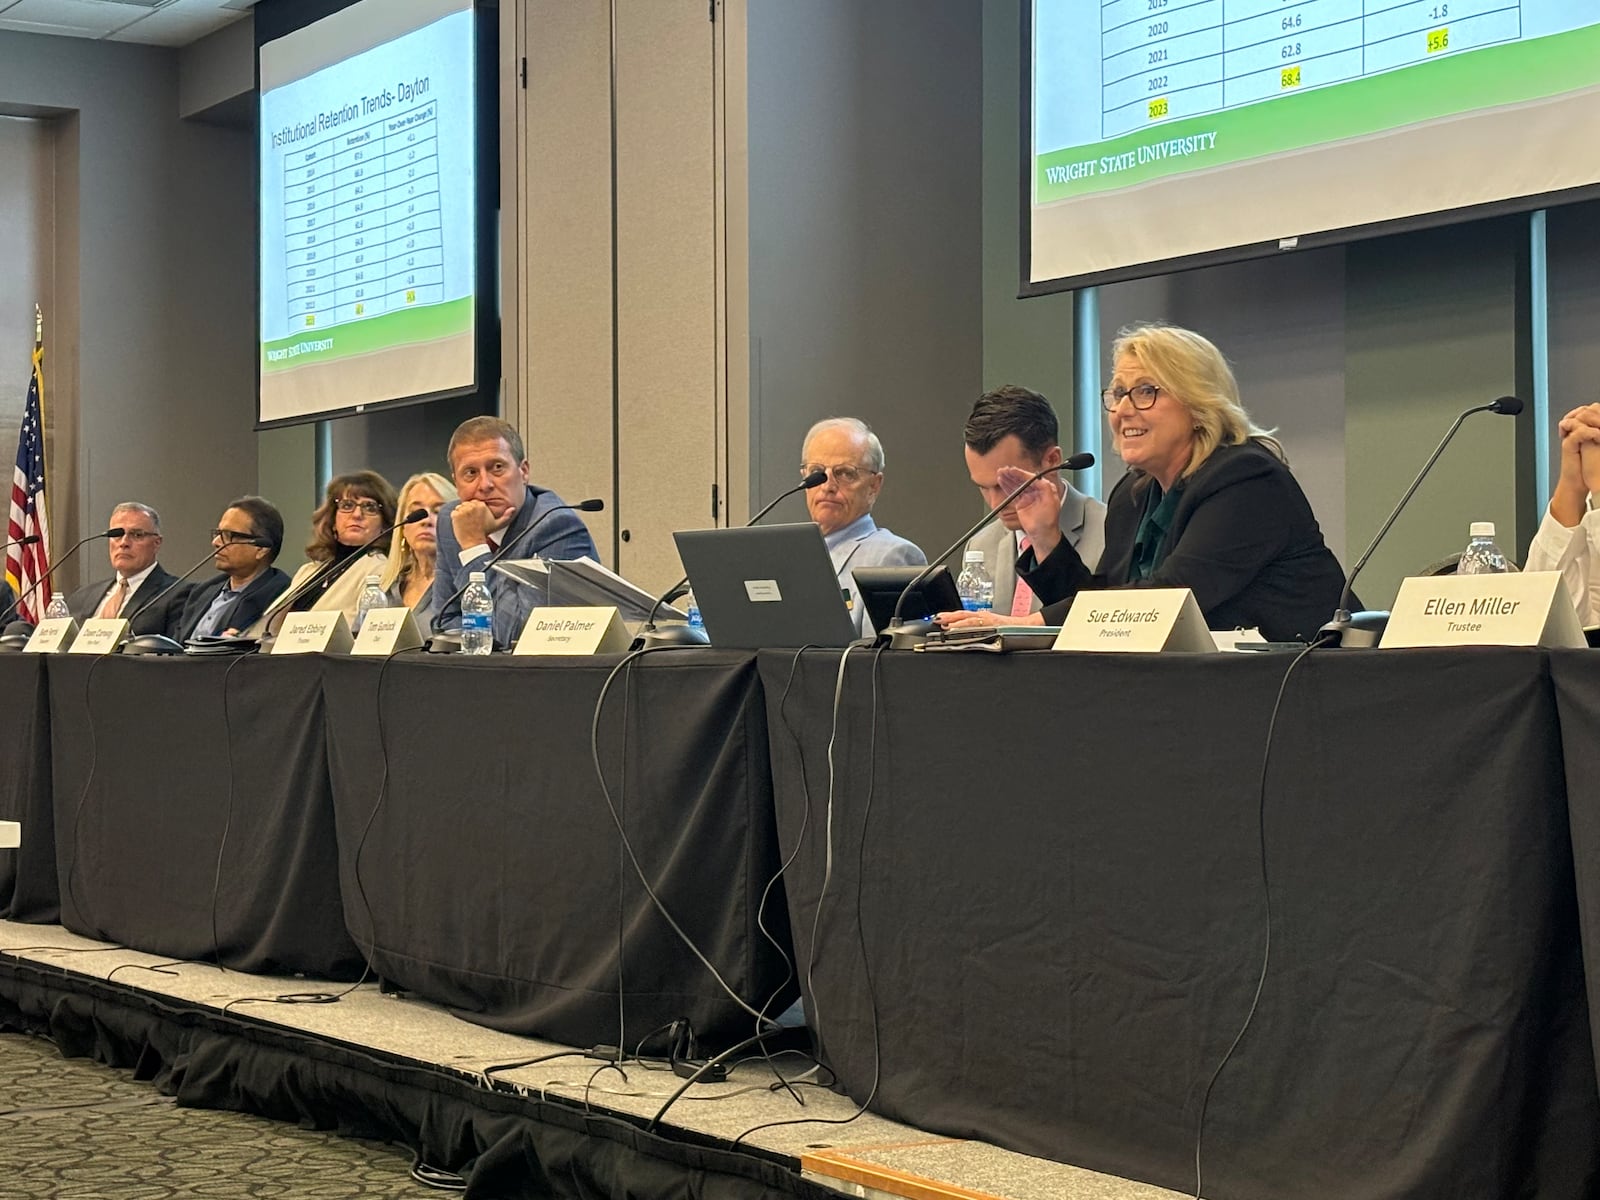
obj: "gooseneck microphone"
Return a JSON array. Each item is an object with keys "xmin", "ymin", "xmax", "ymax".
[
  {"xmin": 0, "ymin": 533, "xmax": 42, "ymax": 554},
  {"xmin": 267, "ymin": 508, "xmax": 431, "ymax": 622},
  {"xmin": 0, "ymin": 526, "xmax": 126, "ymax": 626},
  {"xmin": 429, "ymin": 498, "xmax": 606, "ymax": 638},
  {"xmin": 885, "ymin": 453, "xmax": 1096, "ymax": 642},
  {"xmin": 1321, "ymin": 395, "xmax": 1523, "ymax": 647},
  {"xmin": 114, "ymin": 536, "xmax": 273, "ymax": 655},
  {"xmin": 635, "ymin": 468, "xmax": 831, "ymax": 649}
]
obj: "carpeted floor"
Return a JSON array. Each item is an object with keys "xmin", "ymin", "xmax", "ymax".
[{"xmin": 0, "ymin": 1032, "xmax": 445, "ymax": 1199}]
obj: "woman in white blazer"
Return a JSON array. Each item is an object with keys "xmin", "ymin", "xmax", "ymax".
[{"xmin": 265, "ymin": 470, "xmax": 396, "ymax": 634}]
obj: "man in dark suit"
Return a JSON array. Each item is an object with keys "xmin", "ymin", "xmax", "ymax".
[
  {"xmin": 175, "ymin": 497, "xmax": 291, "ymax": 642},
  {"xmin": 431, "ymin": 415, "xmax": 600, "ymax": 647},
  {"xmin": 65, "ymin": 502, "xmax": 190, "ymax": 638}
]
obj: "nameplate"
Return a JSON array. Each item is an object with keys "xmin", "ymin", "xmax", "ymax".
[
  {"xmin": 23, "ymin": 617, "xmax": 77, "ymax": 653},
  {"xmin": 69, "ymin": 618, "xmax": 129, "ymax": 655},
  {"xmin": 270, "ymin": 611, "xmax": 353, "ymax": 655},
  {"xmin": 514, "ymin": 606, "xmax": 629, "ymax": 655},
  {"xmin": 0, "ymin": 820, "xmax": 17, "ymax": 849},
  {"xmin": 1381, "ymin": 571, "xmax": 1584, "ymax": 648},
  {"xmin": 1052, "ymin": 588, "xmax": 1215, "ymax": 653},
  {"xmin": 351, "ymin": 607, "xmax": 423, "ymax": 656}
]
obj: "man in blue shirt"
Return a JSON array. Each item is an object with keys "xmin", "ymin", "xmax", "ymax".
[
  {"xmin": 801, "ymin": 417, "xmax": 925, "ymax": 635},
  {"xmin": 431, "ymin": 416, "xmax": 599, "ymax": 647}
]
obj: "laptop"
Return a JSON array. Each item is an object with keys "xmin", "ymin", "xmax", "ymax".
[
  {"xmin": 851, "ymin": 564, "xmax": 963, "ymax": 634},
  {"xmin": 672, "ymin": 523, "xmax": 858, "ymax": 649}
]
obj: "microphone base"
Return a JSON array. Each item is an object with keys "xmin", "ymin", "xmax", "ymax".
[
  {"xmin": 0, "ymin": 634, "xmax": 29, "ymax": 654},
  {"xmin": 880, "ymin": 618, "xmax": 938, "ymax": 650},
  {"xmin": 631, "ymin": 624, "xmax": 710, "ymax": 651},
  {"xmin": 122, "ymin": 634, "xmax": 186, "ymax": 656},
  {"xmin": 1318, "ymin": 610, "xmax": 1389, "ymax": 648}
]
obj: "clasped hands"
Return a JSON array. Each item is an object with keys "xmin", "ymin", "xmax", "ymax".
[{"xmin": 1551, "ymin": 403, "xmax": 1600, "ymax": 529}]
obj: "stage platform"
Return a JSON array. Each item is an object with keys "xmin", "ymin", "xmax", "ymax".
[{"xmin": 0, "ymin": 921, "xmax": 1182, "ymax": 1200}]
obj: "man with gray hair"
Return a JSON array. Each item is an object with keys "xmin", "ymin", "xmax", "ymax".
[
  {"xmin": 801, "ymin": 417, "xmax": 925, "ymax": 634},
  {"xmin": 65, "ymin": 501, "xmax": 191, "ymax": 639}
]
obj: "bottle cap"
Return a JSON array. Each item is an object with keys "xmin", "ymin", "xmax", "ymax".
[
  {"xmin": 469, "ymin": 571, "xmax": 486, "ymax": 582},
  {"xmin": 1470, "ymin": 521, "xmax": 1495, "ymax": 538},
  {"xmin": 365, "ymin": 574, "xmax": 381, "ymax": 585},
  {"xmin": 963, "ymin": 549, "xmax": 985, "ymax": 563}
]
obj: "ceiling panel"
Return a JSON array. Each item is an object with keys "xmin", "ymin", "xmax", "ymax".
[{"xmin": 0, "ymin": 0, "xmax": 251, "ymax": 45}]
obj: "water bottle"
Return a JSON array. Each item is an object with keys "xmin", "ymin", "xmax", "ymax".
[
  {"xmin": 685, "ymin": 592, "xmax": 703, "ymax": 630},
  {"xmin": 1457, "ymin": 521, "xmax": 1510, "ymax": 575},
  {"xmin": 460, "ymin": 571, "xmax": 495, "ymax": 654},
  {"xmin": 44, "ymin": 593, "xmax": 70, "ymax": 620},
  {"xmin": 956, "ymin": 549, "xmax": 994, "ymax": 612},
  {"xmin": 354, "ymin": 574, "xmax": 387, "ymax": 634}
]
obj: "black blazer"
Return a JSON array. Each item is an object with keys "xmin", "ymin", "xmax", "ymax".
[
  {"xmin": 66, "ymin": 566, "xmax": 192, "ymax": 639},
  {"xmin": 176, "ymin": 568, "xmax": 291, "ymax": 642},
  {"xmin": 1021, "ymin": 441, "xmax": 1347, "ymax": 642}
]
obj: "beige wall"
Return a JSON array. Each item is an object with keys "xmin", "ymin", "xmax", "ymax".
[{"xmin": 0, "ymin": 30, "xmax": 257, "ymax": 591}]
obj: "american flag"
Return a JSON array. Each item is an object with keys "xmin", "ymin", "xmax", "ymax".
[{"xmin": 5, "ymin": 345, "xmax": 51, "ymax": 623}]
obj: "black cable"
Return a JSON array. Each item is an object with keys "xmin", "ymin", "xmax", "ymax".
[
  {"xmin": 478, "ymin": 1050, "xmax": 590, "ymax": 1083},
  {"xmin": 351, "ymin": 644, "xmax": 433, "ymax": 960},
  {"xmin": 105, "ymin": 959, "xmax": 187, "ymax": 984},
  {"xmin": 587, "ymin": 647, "xmax": 773, "ymax": 1027},
  {"xmin": 208, "ymin": 651, "xmax": 256, "ymax": 971},
  {"xmin": 731, "ymin": 643, "xmax": 887, "ymax": 1148},
  {"xmin": 1191, "ymin": 634, "xmax": 1332, "ymax": 1200},
  {"xmin": 645, "ymin": 1027, "xmax": 794, "ymax": 1132}
]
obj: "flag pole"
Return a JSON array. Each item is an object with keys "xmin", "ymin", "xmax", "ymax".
[{"xmin": 33, "ymin": 304, "xmax": 50, "ymax": 607}]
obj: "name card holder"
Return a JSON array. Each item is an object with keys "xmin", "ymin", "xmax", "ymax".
[
  {"xmin": 1052, "ymin": 588, "xmax": 1215, "ymax": 653},
  {"xmin": 515, "ymin": 606, "xmax": 630, "ymax": 655},
  {"xmin": 23, "ymin": 617, "xmax": 77, "ymax": 653},
  {"xmin": 270, "ymin": 611, "xmax": 353, "ymax": 655},
  {"xmin": 1381, "ymin": 570, "xmax": 1583, "ymax": 648},
  {"xmin": 70, "ymin": 617, "xmax": 130, "ymax": 655},
  {"xmin": 352, "ymin": 606, "xmax": 423, "ymax": 656}
]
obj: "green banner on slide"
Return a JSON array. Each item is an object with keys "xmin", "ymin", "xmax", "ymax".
[
  {"xmin": 1035, "ymin": 24, "xmax": 1600, "ymax": 204},
  {"xmin": 261, "ymin": 297, "xmax": 473, "ymax": 371}
]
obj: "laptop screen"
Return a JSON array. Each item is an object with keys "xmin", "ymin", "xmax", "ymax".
[{"xmin": 672, "ymin": 523, "xmax": 858, "ymax": 649}]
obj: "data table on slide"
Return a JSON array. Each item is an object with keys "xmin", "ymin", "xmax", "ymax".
[
  {"xmin": 280, "ymin": 99, "xmax": 445, "ymax": 332},
  {"xmin": 1101, "ymin": 0, "xmax": 1520, "ymax": 138}
]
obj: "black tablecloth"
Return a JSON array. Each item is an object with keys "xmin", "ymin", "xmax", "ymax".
[
  {"xmin": 321, "ymin": 651, "xmax": 794, "ymax": 1049},
  {"xmin": 761, "ymin": 647, "xmax": 1599, "ymax": 1200},
  {"xmin": 1549, "ymin": 650, "xmax": 1600, "ymax": 1097},
  {"xmin": 0, "ymin": 655, "xmax": 57, "ymax": 922},
  {"xmin": 47, "ymin": 655, "xmax": 363, "ymax": 979}
]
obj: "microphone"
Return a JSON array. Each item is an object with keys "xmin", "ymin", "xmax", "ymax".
[
  {"xmin": 0, "ymin": 527, "xmax": 126, "ymax": 626},
  {"xmin": 429, "ymin": 498, "xmax": 606, "ymax": 641},
  {"xmin": 0, "ymin": 534, "xmax": 41, "ymax": 553},
  {"xmin": 117, "ymin": 539, "xmax": 270, "ymax": 655},
  {"xmin": 268, "ymin": 507, "xmax": 430, "ymax": 623},
  {"xmin": 635, "ymin": 469, "xmax": 831, "ymax": 649},
  {"xmin": 1321, "ymin": 395, "xmax": 1523, "ymax": 647},
  {"xmin": 884, "ymin": 452, "xmax": 1095, "ymax": 645}
]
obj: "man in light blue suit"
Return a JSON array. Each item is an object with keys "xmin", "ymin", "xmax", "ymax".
[
  {"xmin": 959, "ymin": 385, "xmax": 1106, "ymax": 624},
  {"xmin": 802, "ymin": 417, "xmax": 925, "ymax": 635},
  {"xmin": 432, "ymin": 415, "xmax": 599, "ymax": 647}
]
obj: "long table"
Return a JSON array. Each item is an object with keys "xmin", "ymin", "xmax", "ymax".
[
  {"xmin": 0, "ymin": 655, "xmax": 55, "ymax": 922},
  {"xmin": 6, "ymin": 645, "xmax": 1600, "ymax": 1197},
  {"xmin": 759, "ymin": 646, "xmax": 1600, "ymax": 1200},
  {"xmin": 320, "ymin": 650, "xmax": 794, "ymax": 1048},
  {"xmin": 46, "ymin": 654, "xmax": 363, "ymax": 979}
]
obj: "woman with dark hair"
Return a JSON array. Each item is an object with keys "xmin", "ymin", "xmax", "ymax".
[{"xmin": 265, "ymin": 470, "xmax": 397, "ymax": 632}]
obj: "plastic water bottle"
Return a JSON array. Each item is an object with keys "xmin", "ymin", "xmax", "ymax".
[
  {"xmin": 956, "ymin": 550, "xmax": 994, "ymax": 612},
  {"xmin": 354, "ymin": 574, "xmax": 387, "ymax": 634},
  {"xmin": 1457, "ymin": 521, "xmax": 1510, "ymax": 575},
  {"xmin": 460, "ymin": 571, "xmax": 495, "ymax": 654},
  {"xmin": 44, "ymin": 593, "xmax": 70, "ymax": 620},
  {"xmin": 685, "ymin": 593, "xmax": 703, "ymax": 630}
]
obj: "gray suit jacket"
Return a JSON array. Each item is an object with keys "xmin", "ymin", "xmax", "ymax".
[
  {"xmin": 964, "ymin": 483, "xmax": 1106, "ymax": 616},
  {"xmin": 828, "ymin": 515, "xmax": 926, "ymax": 635}
]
